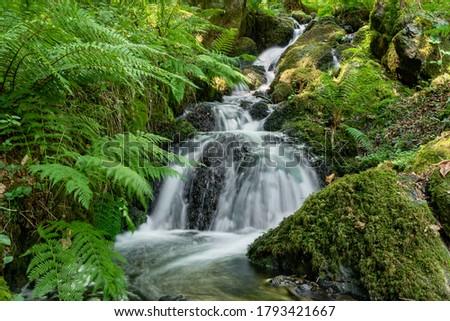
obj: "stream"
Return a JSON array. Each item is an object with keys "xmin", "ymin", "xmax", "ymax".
[{"xmin": 115, "ymin": 21, "xmax": 322, "ymax": 301}]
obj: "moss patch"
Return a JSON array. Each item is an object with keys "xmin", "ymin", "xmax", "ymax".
[
  {"xmin": 429, "ymin": 170, "xmax": 450, "ymax": 238},
  {"xmin": 248, "ymin": 168, "xmax": 450, "ymax": 300},
  {"xmin": 0, "ymin": 277, "xmax": 12, "ymax": 301},
  {"xmin": 413, "ymin": 132, "xmax": 450, "ymax": 174}
]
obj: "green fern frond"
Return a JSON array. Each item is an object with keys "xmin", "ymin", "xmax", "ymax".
[
  {"xmin": 29, "ymin": 164, "xmax": 93, "ymax": 209},
  {"xmin": 25, "ymin": 221, "xmax": 127, "ymax": 301},
  {"xmin": 211, "ymin": 28, "xmax": 237, "ymax": 55},
  {"xmin": 342, "ymin": 125, "xmax": 372, "ymax": 151}
]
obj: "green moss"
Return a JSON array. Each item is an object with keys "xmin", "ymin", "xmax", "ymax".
[
  {"xmin": 248, "ymin": 168, "xmax": 450, "ymax": 300},
  {"xmin": 413, "ymin": 132, "xmax": 450, "ymax": 174},
  {"xmin": 148, "ymin": 112, "xmax": 196, "ymax": 143},
  {"xmin": 270, "ymin": 82, "xmax": 294, "ymax": 104},
  {"xmin": 429, "ymin": 170, "xmax": 450, "ymax": 237},
  {"xmin": 0, "ymin": 277, "xmax": 12, "ymax": 301}
]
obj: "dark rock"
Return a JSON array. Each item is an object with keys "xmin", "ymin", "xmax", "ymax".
[
  {"xmin": 264, "ymin": 102, "xmax": 293, "ymax": 132},
  {"xmin": 240, "ymin": 100, "xmax": 253, "ymax": 110},
  {"xmin": 184, "ymin": 103, "xmax": 216, "ymax": 132},
  {"xmin": 336, "ymin": 8, "xmax": 370, "ymax": 33},
  {"xmin": 270, "ymin": 82, "xmax": 294, "ymax": 104},
  {"xmin": 234, "ymin": 37, "xmax": 258, "ymax": 56},
  {"xmin": 239, "ymin": 11, "xmax": 294, "ymax": 52},
  {"xmin": 249, "ymin": 102, "xmax": 269, "ymax": 120}
]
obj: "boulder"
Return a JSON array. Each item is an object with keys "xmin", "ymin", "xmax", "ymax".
[
  {"xmin": 242, "ymin": 65, "xmax": 266, "ymax": 90},
  {"xmin": 233, "ymin": 37, "xmax": 258, "ymax": 56},
  {"xmin": 247, "ymin": 168, "xmax": 450, "ymax": 300},
  {"xmin": 291, "ymin": 10, "xmax": 312, "ymax": 25},
  {"xmin": 249, "ymin": 102, "xmax": 269, "ymax": 120},
  {"xmin": 184, "ymin": 103, "xmax": 217, "ymax": 132},
  {"xmin": 335, "ymin": 7, "xmax": 371, "ymax": 33},
  {"xmin": 270, "ymin": 82, "xmax": 294, "ymax": 104},
  {"xmin": 429, "ymin": 170, "xmax": 450, "ymax": 238},
  {"xmin": 239, "ymin": 11, "xmax": 294, "ymax": 52}
]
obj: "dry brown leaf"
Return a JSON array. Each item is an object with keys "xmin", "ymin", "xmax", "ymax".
[
  {"xmin": 0, "ymin": 183, "xmax": 6, "ymax": 198},
  {"xmin": 434, "ymin": 160, "xmax": 450, "ymax": 177},
  {"xmin": 325, "ymin": 173, "xmax": 336, "ymax": 185},
  {"xmin": 355, "ymin": 221, "xmax": 366, "ymax": 230}
]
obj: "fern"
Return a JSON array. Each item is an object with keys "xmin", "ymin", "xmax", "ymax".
[
  {"xmin": 211, "ymin": 28, "xmax": 237, "ymax": 55},
  {"xmin": 343, "ymin": 125, "xmax": 372, "ymax": 151},
  {"xmin": 29, "ymin": 164, "xmax": 93, "ymax": 209},
  {"xmin": 25, "ymin": 221, "xmax": 127, "ymax": 301}
]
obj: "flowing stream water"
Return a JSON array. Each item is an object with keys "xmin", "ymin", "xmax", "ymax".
[{"xmin": 115, "ymin": 21, "xmax": 321, "ymax": 301}]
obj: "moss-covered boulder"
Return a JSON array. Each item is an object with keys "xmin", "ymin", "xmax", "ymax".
[
  {"xmin": 0, "ymin": 277, "xmax": 12, "ymax": 301},
  {"xmin": 248, "ymin": 168, "xmax": 450, "ymax": 300},
  {"xmin": 270, "ymin": 82, "xmax": 294, "ymax": 104},
  {"xmin": 335, "ymin": 7, "xmax": 371, "ymax": 33},
  {"xmin": 239, "ymin": 11, "xmax": 294, "ymax": 52},
  {"xmin": 429, "ymin": 170, "xmax": 450, "ymax": 238},
  {"xmin": 291, "ymin": 10, "xmax": 312, "ymax": 25},
  {"xmin": 413, "ymin": 132, "xmax": 450, "ymax": 174},
  {"xmin": 149, "ymin": 112, "xmax": 197, "ymax": 142},
  {"xmin": 233, "ymin": 37, "xmax": 258, "ymax": 56}
]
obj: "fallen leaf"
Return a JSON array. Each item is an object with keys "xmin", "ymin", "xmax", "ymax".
[
  {"xmin": 355, "ymin": 221, "xmax": 366, "ymax": 230},
  {"xmin": 325, "ymin": 173, "xmax": 336, "ymax": 185},
  {"xmin": 434, "ymin": 160, "xmax": 450, "ymax": 177},
  {"xmin": 0, "ymin": 183, "xmax": 6, "ymax": 197}
]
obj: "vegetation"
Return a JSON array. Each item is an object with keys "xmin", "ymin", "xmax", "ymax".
[{"xmin": 248, "ymin": 168, "xmax": 450, "ymax": 300}]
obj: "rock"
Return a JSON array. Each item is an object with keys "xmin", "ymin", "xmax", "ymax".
[
  {"xmin": 240, "ymin": 100, "xmax": 253, "ymax": 110},
  {"xmin": 384, "ymin": 22, "xmax": 443, "ymax": 86},
  {"xmin": 263, "ymin": 102, "xmax": 294, "ymax": 132},
  {"xmin": 149, "ymin": 112, "xmax": 197, "ymax": 142},
  {"xmin": 270, "ymin": 82, "xmax": 294, "ymax": 104},
  {"xmin": 352, "ymin": 25, "xmax": 370, "ymax": 46},
  {"xmin": 291, "ymin": 10, "xmax": 312, "ymax": 24},
  {"xmin": 335, "ymin": 7, "xmax": 370, "ymax": 33},
  {"xmin": 242, "ymin": 65, "xmax": 266, "ymax": 90},
  {"xmin": 184, "ymin": 103, "xmax": 216, "ymax": 132},
  {"xmin": 249, "ymin": 102, "xmax": 269, "ymax": 120},
  {"xmin": 239, "ymin": 11, "xmax": 294, "ymax": 52},
  {"xmin": 429, "ymin": 169, "xmax": 450, "ymax": 238},
  {"xmin": 412, "ymin": 132, "xmax": 450, "ymax": 174},
  {"xmin": 234, "ymin": 37, "xmax": 258, "ymax": 56},
  {"xmin": 247, "ymin": 168, "xmax": 450, "ymax": 300}
]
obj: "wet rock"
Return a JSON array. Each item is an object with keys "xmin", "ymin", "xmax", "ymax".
[
  {"xmin": 184, "ymin": 103, "xmax": 216, "ymax": 132},
  {"xmin": 335, "ymin": 8, "xmax": 370, "ymax": 33},
  {"xmin": 242, "ymin": 65, "xmax": 266, "ymax": 90},
  {"xmin": 264, "ymin": 102, "xmax": 296, "ymax": 132},
  {"xmin": 240, "ymin": 100, "xmax": 253, "ymax": 110},
  {"xmin": 249, "ymin": 102, "xmax": 269, "ymax": 120}
]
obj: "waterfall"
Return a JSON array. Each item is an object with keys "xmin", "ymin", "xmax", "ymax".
[{"xmin": 115, "ymin": 21, "xmax": 320, "ymax": 301}]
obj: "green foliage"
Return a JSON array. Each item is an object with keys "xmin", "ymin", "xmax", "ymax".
[
  {"xmin": 248, "ymin": 168, "xmax": 450, "ymax": 300},
  {"xmin": 428, "ymin": 169, "xmax": 450, "ymax": 237},
  {"xmin": 211, "ymin": 29, "xmax": 237, "ymax": 55},
  {"xmin": 342, "ymin": 125, "xmax": 372, "ymax": 151},
  {"xmin": 25, "ymin": 220, "xmax": 127, "ymax": 301},
  {"xmin": 0, "ymin": 277, "xmax": 12, "ymax": 301}
]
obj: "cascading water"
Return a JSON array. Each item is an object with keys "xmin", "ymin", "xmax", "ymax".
[{"xmin": 115, "ymin": 22, "xmax": 320, "ymax": 301}]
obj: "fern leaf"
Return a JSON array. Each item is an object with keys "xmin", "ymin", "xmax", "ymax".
[
  {"xmin": 29, "ymin": 164, "xmax": 93, "ymax": 209},
  {"xmin": 211, "ymin": 28, "xmax": 237, "ymax": 55},
  {"xmin": 343, "ymin": 125, "xmax": 372, "ymax": 151}
]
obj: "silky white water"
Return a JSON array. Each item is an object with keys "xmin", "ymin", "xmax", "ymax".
[{"xmin": 115, "ymin": 21, "xmax": 319, "ymax": 301}]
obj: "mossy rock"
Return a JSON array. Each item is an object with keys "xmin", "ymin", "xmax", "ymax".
[
  {"xmin": 242, "ymin": 65, "xmax": 266, "ymax": 90},
  {"xmin": 291, "ymin": 10, "xmax": 312, "ymax": 24},
  {"xmin": 248, "ymin": 168, "xmax": 450, "ymax": 300},
  {"xmin": 0, "ymin": 277, "xmax": 12, "ymax": 301},
  {"xmin": 429, "ymin": 170, "xmax": 450, "ymax": 238},
  {"xmin": 270, "ymin": 82, "xmax": 294, "ymax": 104},
  {"xmin": 233, "ymin": 37, "xmax": 258, "ymax": 56},
  {"xmin": 149, "ymin": 112, "xmax": 196, "ymax": 142},
  {"xmin": 335, "ymin": 7, "xmax": 371, "ymax": 33},
  {"xmin": 239, "ymin": 11, "xmax": 294, "ymax": 52},
  {"xmin": 283, "ymin": 120, "xmax": 326, "ymax": 152},
  {"xmin": 413, "ymin": 132, "xmax": 450, "ymax": 174},
  {"xmin": 353, "ymin": 25, "xmax": 370, "ymax": 47}
]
